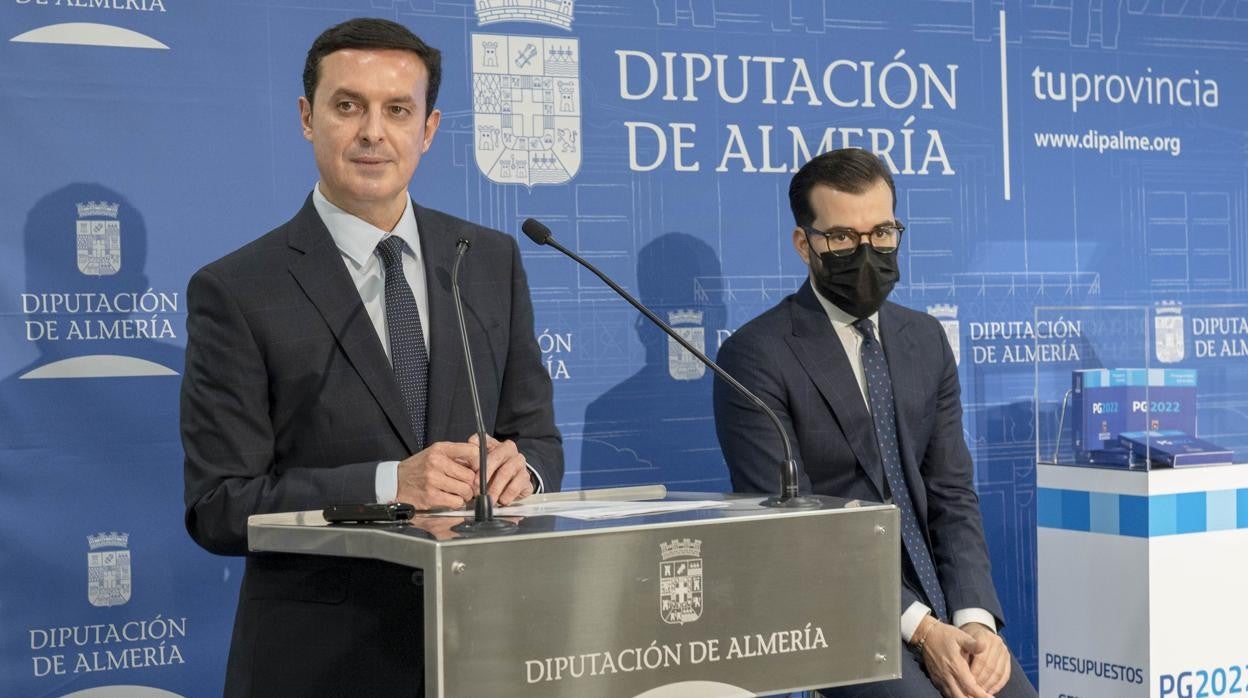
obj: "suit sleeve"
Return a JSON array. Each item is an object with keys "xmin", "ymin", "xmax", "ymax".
[
  {"xmin": 181, "ymin": 267, "xmax": 377, "ymax": 556},
  {"xmin": 492, "ymin": 238, "xmax": 563, "ymax": 491},
  {"xmin": 713, "ymin": 331, "xmax": 813, "ymax": 495},
  {"xmin": 921, "ymin": 326, "xmax": 1005, "ymax": 626}
]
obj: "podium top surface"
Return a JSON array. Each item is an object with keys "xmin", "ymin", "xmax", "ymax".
[{"xmin": 247, "ymin": 491, "xmax": 893, "ymax": 562}]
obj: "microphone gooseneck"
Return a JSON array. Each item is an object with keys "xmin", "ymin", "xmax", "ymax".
[
  {"xmin": 450, "ymin": 238, "xmax": 518, "ymax": 535},
  {"xmin": 520, "ymin": 218, "xmax": 819, "ymax": 509}
]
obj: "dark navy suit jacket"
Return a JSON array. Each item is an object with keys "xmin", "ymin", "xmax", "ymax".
[
  {"xmin": 714, "ymin": 282, "xmax": 1003, "ymax": 626},
  {"xmin": 181, "ymin": 195, "xmax": 562, "ymax": 696}
]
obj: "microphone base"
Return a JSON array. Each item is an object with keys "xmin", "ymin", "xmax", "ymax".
[
  {"xmin": 761, "ymin": 494, "xmax": 824, "ymax": 509},
  {"xmin": 766, "ymin": 459, "xmax": 822, "ymax": 508},
  {"xmin": 451, "ymin": 518, "xmax": 518, "ymax": 537}
]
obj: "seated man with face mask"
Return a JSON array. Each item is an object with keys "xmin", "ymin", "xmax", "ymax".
[{"xmin": 713, "ymin": 148, "xmax": 1037, "ymax": 698}]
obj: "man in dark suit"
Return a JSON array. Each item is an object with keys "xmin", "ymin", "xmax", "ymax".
[
  {"xmin": 714, "ymin": 149, "xmax": 1035, "ymax": 698},
  {"xmin": 180, "ymin": 19, "xmax": 561, "ymax": 696}
]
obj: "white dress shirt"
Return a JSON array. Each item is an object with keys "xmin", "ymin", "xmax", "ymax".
[
  {"xmin": 313, "ymin": 184, "xmax": 426, "ymax": 504},
  {"xmin": 314, "ymin": 185, "xmax": 544, "ymax": 502},
  {"xmin": 807, "ymin": 279, "xmax": 997, "ymax": 640}
]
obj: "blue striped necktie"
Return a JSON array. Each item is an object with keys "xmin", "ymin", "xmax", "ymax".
[
  {"xmin": 852, "ymin": 317, "xmax": 948, "ymax": 622},
  {"xmin": 375, "ymin": 236, "xmax": 429, "ymax": 450}
]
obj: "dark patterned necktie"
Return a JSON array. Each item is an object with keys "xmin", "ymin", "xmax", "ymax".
[
  {"xmin": 375, "ymin": 236, "xmax": 428, "ymax": 450},
  {"xmin": 853, "ymin": 317, "xmax": 948, "ymax": 622}
]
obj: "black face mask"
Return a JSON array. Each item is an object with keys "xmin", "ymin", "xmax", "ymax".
[{"xmin": 809, "ymin": 245, "xmax": 900, "ymax": 319}]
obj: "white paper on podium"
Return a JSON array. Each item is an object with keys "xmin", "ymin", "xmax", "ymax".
[
  {"xmin": 553, "ymin": 500, "xmax": 729, "ymax": 520},
  {"xmin": 428, "ymin": 499, "xmax": 728, "ymax": 520}
]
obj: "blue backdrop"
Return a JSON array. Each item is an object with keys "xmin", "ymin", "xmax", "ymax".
[{"xmin": 3, "ymin": 1, "xmax": 1246, "ymax": 695}]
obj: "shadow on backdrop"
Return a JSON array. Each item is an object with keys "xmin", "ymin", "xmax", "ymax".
[{"xmin": 580, "ymin": 232, "xmax": 730, "ymax": 491}]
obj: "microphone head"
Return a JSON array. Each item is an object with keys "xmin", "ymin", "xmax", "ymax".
[
  {"xmin": 456, "ymin": 237, "xmax": 471, "ymax": 251},
  {"xmin": 521, "ymin": 218, "xmax": 552, "ymax": 246}
]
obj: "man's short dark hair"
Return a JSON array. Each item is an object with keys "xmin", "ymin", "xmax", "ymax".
[
  {"xmin": 788, "ymin": 148, "xmax": 897, "ymax": 227},
  {"xmin": 303, "ymin": 18, "xmax": 442, "ymax": 113}
]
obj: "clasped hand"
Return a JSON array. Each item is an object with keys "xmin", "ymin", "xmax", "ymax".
[
  {"xmin": 395, "ymin": 434, "xmax": 533, "ymax": 510},
  {"xmin": 915, "ymin": 617, "xmax": 1010, "ymax": 698}
]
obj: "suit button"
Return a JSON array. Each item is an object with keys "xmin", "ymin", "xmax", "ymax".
[{"xmin": 410, "ymin": 570, "xmax": 423, "ymax": 586}]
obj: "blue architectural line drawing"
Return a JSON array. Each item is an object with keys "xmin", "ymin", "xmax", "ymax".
[{"xmin": 692, "ymin": 274, "xmax": 806, "ymax": 304}]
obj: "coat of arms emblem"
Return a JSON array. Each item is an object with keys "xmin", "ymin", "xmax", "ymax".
[
  {"xmin": 927, "ymin": 304, "xmax": 960, "ymax": 366},
  {"xmin": 667, "ymin": 309, "xmax": 706, "ymax": 381},
  {"xmin": 87, "ymin": 532, "xmax": 131, "ymax": 607},
  {"xmin": 660, "ymin": 538, "xmax": 703, "ymax": 625},
  {"xmin": 1154, "ymin": 301, "xmax": 1184, "ymax": 364},
  {"xmin": 471, "ymin": 33, "xmax": 581, "ymax": 187},
  {"xmin": 76, "ymin": 201, "xmax": 121, "ymax": 276}
]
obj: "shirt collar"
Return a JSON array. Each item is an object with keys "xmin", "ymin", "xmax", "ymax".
[
  {"xmin": 313, "ymin": 183, "xmax": 421, "ymax": 269},
  {"xmin": 808, "ymin": 276, "xmax": 880, "ymax": 333}
]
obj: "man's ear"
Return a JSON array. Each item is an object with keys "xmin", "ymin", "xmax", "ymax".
[
  {"xmin": 421, "ymin": 108, "xmax": 442, "ymax": 153},
  {"xmin": 298, "ymin": 96, "xmax": 314, "ymax": 142},
  {"xmin": 792, "ymin": 227, "xmax": 811, "ymax": 265}
]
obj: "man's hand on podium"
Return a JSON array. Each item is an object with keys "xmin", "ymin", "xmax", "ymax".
[
  {"xmin": 396, "ymin": 442, "xmax": 481, "ymax": 510},
  {"xmin": 394, "ymin": 435, "xmax": 532, "ymax": 511},
  {"xmin": 468, "ymin": 433, "xmax": 534, "ymax": 506}
]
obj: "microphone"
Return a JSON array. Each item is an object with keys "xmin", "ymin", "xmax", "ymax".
[
  {"xmin": 449, "ymin": 237, "xmax": 517, "ymax": 535},
  {"xmin": 520, "ymin": 218, "xmax": 820, "ymax": 509}
]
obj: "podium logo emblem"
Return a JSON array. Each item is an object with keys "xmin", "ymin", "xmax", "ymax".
[
  {"xmin": 76, "ymin": 201, "xmax": 122, "ymax": 276},
  {"xmin": 471, "ymin": 33, "xmax": 581, "ymax": 187},
  {"xmin": 659, "ymin": 538, "xmax": 703, "ymax": 625},
  {"xmin": 667, "ymin": 309, "xmax": 706, "ymax": 381},
  {"xmin": 1154, "ymin": 301, "xmax": 1184, "ymax": 364},
  {"xmin": 87, "ymin": 532, "xmax": 131, "ymax": 607},
  {"xmin": 927, "ymin": 304, "xmax": 960, "ymax": 366}
]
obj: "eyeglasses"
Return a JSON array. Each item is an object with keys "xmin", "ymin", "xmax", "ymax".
[{"xmin": 802, "ymin": 221, "xmax": 905, "ymax": 257}]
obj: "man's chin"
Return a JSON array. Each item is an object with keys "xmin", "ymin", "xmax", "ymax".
[
  {"xmin": 340, "ymin": 180, "xmax": 403, "ymax": 201},
  {"xmin": 322, "ymin": 183, "xmax": 407, "ymax": 216}
]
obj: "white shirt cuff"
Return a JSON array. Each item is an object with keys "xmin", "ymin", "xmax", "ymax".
[
  {"xmin": 375, "ymin": 460, "xmax": 399, "ymax": 503},
  {"xmin": 527, "ymin": 463, "xmax": 545, "ymax": 494},
  {"xmin": 953, "ymin": 608, "xmax": 997, "ymax": 633},
  {"xmin": 900, "ymin": 602, "xmax": 931, "ymax": 642},
  {"xmin": 900, "ymin": 604, "xmax": 998, "ymax": 642}
]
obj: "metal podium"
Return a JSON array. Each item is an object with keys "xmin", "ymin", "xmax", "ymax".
[{"xmin": 248, "ymin": 491, "xmax": 901, "ymax": 697}]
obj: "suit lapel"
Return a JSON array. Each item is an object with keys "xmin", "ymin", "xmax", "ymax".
[
  {"xmin": 783, "ymin": 283, "xmax": 886, "ymax": 500},
  {"xmin": 878, "ymin": 302, "xmax": 926, "ymax": 512},
  {"xmin": 285, "ymin": 195, "xmax": 421, "ymax": 454},
  {"xmin": 413, "ymin": 203, "xmax": 465, "ymax": 442}
]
